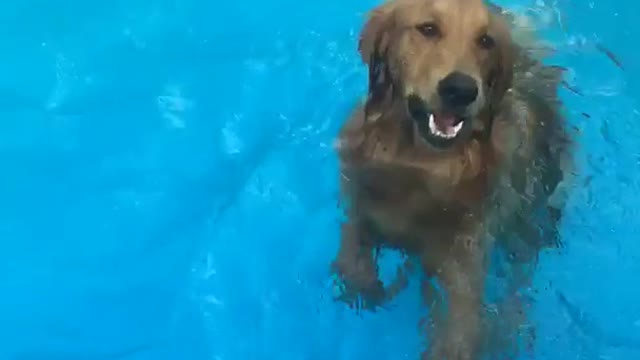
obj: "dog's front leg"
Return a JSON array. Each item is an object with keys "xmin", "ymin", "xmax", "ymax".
[
  {"xmin": 423, "ymin": 239, "xmax": 486, "ymax": 360},
  {"xmin": 331, "ymin": 219, "xmax": 388, "ymax": 310}
]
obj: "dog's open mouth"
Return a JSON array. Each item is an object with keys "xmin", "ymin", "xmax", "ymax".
[
  {"xmin": 426, "ymin": 112, "xmax": 465, "ymax": 139},
  {"xmin": 407, "ymin": 95, "xmax": 467, "ymax": 148}
]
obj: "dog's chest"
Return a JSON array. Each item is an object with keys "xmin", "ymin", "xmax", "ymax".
[{"xmin": 345, "ymin": 164, "xmax": 486, "ymax": 246}]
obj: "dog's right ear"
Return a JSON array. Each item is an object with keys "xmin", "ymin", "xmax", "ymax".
[
  {"xmin": 358, "ymin": 4, "xmax": 394, "ymax": 65},
  {"xmin": 358, "ymin": 3, "xmax": 395, "ymax": 119}
]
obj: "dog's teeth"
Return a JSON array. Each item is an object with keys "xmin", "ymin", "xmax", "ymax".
[
  {"xmin": 428, "ymin": 113, "xmax": 437, "ymax": 133},
  {"xmin": 452, "ymin": 121, "xmax": 463, "ymax": 135}
]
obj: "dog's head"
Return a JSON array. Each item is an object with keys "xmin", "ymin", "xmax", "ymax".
[{"xmin": 360, "ymin": 0, "xmax": 515, "ymax": 150}]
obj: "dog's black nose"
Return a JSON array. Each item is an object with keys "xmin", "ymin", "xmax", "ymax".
[{"xmin": 437, "ymin": 72, "xmax": 478, "ymax": 107}]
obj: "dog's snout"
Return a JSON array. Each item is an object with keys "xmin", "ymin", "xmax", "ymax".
[{"xmin": 437, "ymin": 72, "xmax": 478, "ymax": 107}]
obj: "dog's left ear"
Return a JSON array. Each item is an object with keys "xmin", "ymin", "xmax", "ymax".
[
  {"xmin": 358, "ymin": 3, "xmax": 396, "ymax": 120},
  {"xmin": 487, "ymin": 12, "xmax": 516, "ymax": 110}
]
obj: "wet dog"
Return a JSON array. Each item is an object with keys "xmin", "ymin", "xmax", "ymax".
[{"xmin": 331, "ymin": 0, "xmax": 573, "ymax": 358}]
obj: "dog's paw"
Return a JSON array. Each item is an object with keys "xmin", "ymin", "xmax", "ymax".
[{"xmin": 330, "ymin": 274, "xmax": 388, "ymax": 312}]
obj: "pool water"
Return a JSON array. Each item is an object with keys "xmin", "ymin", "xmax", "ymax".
[{"xmin": 1, "ymin": 0, "xmax": 639, "ymax": 359}]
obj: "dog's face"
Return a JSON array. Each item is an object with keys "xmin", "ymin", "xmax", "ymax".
[{"xmin": 360, "ymin": 0, "xmax": 514, "ymax": 150}]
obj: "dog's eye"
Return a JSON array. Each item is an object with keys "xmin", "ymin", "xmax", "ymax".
[
  {"xmin": 477, "ymin": 34, "xmax": 495, "ymax": 49},
  {"xmin": 416, "ymin": 22, "xmax": 441, "ymax": 38}
]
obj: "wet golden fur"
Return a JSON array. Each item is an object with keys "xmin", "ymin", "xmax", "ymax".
[{"xmin": 331, "ymin": 0, "xmax": 573, "ymax": 359}]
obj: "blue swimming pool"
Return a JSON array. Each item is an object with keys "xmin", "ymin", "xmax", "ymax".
[{"xmin": 1, "ymin": 0, "xmax": 639, "ymax": 359}]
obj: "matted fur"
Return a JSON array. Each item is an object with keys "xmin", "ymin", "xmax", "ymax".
[{"xmin": 331, "ymin": 0, "xmax": 573, "ymax": 359}]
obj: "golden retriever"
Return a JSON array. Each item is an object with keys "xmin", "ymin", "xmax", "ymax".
[{"xmin": 331, "ymin": 0, "xmax": 573, "ymax": 358}]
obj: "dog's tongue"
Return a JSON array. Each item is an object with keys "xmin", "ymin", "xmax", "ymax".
[{"xmin": 433, "ymin": 113, "xmax": 458, "ymax": 131}]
